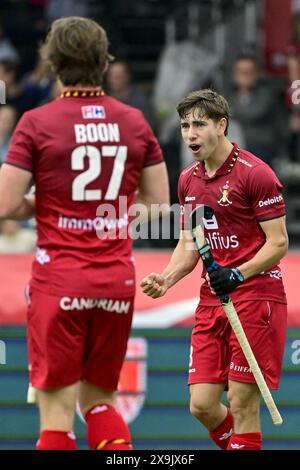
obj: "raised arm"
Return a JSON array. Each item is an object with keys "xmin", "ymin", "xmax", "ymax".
[
  {"xmin": 135, "ymin": 162, "xmax": 170, "ymax": 222},
  {"xmin": 140, "ymin": 230, "xmax": 200, "ymax": 298}
]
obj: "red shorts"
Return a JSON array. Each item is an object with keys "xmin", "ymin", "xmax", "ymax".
[
  {"xmin": 188, "ymin": 300, "xmax": 287, "ymax": 390},
  {"xmin": 27, "ymin": 287, "xmax": 134, "ymax": 390}
]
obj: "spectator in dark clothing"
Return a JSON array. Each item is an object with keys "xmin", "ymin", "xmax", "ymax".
[
  {"xmin": 0, "ymin": 23, "xmax": 19, "ymax": 62},
  {"xmin": 225, "ymin": 54, "xmax": 283, "ymax": 166},
  {"xmin": 0, "ymin": 60, "xmax": 44, "ymax": 117},
  {"xmin": 106, "ymin": 60, "xmax": 156, "ymax": 130}
]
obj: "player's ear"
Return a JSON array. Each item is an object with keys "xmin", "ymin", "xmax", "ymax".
[
  {"xmin": 103, "ymin": 54, "xmax": 114, "ymax": 75},
  {"xmin": 217, "ymin": 117, "xmax": 227, "ymax": 136}
]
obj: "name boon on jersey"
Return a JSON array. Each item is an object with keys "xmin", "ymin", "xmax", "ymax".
[
  {"xmin": 60, "ymin": 297, "xmax": 130, "ymax": 314},
  {"xmin": 74, "ymin": 123, "xmax": 120, "ymax": 143}
]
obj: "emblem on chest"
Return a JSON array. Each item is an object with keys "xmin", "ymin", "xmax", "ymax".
[{"xmin": 218, "ymin": 180, "xmax": 232, "ymax": 207}]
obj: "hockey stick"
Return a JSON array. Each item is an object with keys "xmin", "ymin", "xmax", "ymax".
[{"xmin": 189, "ymin": 204, "xmax": 283, "ymax": 426}]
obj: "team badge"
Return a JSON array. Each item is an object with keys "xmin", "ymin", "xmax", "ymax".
[{"xmin": 218, "ymin": 181, "xmax": 232, "ymax": 206}]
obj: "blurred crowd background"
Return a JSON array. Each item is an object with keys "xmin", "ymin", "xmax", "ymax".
[{"xmin": 0, "ymin": 0, "xmax": 300, "ymax": 251}]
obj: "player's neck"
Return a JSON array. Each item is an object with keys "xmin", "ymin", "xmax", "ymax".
[
  {"xmin": 204, "ymin": 139, "xmax": 233, "ymax": 177},
  {"xmin": 61, "ymin": 85, "xmax": 103, "ymax": 92}
]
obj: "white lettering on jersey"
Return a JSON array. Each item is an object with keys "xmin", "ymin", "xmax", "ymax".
[
  {"xmin": 237, "ymin": 156, "xmax": 253, "ymax": 167},
  {"xmin": 58, "ymin": 214, "xmax": 129, "ymax": 231},
  {"xmin": 207, "ymin": 232, "xmax": 239, "ymax": 249},
  {"xmin": 230, "ymin": 361, "xmax": 251, "ymax": 373},
  {"xmin": 258, "ymin": 195, "xmax": 283, "ymax": 207},
  {"xmin": 74, "ymin": 123, "xmax": 120, "ymax": 143},
  {"xmin": 60, "ymin": 297, "xmax": 131, "ymax": 313}
]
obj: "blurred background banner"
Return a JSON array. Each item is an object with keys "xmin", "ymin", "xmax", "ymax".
[
  {"xmin": 0, "ymin": 251, "xmax": 299, "ymax": 327},
  {"xmin": 263, "ymin": 0, "xmax": 292, "ymax": 76}
]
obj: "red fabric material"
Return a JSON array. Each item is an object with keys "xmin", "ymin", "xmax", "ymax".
[
  {"xmin": 6, "ymin": 95, "xmax": 163, "ymax": 298},
  {"xmin": 28, "ymin": 288, "xmax": 134, "ymax": 390},
  {"xmin": 0, "ymin": 252, "xmax": 299, "ymax": 327},
  {"xmin": 227, "ymin": 432, "xmax": 262, "ymax": 451},
  {"xmin": 189, "ymin": 301, "xmax": 287, "ymax": 390},
  {"xmin": 36, "ymin": 430, "xmax": 77, "ymax": 450},
  {"xmin": 209, "ymin": 408, "xmax": 233, "ymax": 450},
  {"xmin": 178, "ymin": 146, "xmax": 287, "ymax": 306},
  {"xmin": 85, "ymin": 403, "xmax": 132, "ymax": 450}
]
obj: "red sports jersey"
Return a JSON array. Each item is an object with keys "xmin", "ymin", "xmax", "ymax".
[
  {"xmin": 6, "ymin": 93, "xmax": 163, "ymax": 296},
  {"xmin": 178, "ymin": 144, "xmax": 287, "ymax": 305}
]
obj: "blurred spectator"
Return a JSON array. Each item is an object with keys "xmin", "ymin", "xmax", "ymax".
[
  {"xmin": 0, "ymin": 105, "xmax": 17, "ymax": 164},
  {"xmin": 225, "ymin": 54, "xmax": 283, "ymax": 166},
  {"xmin": 0, "ymin": 23, "xmax": 19, "ymax": 62},
  {"xmin": 106, "ymin": 60, "xmax": 156, "ymax": 129},
  {"xmin": 286, "ymin": 12, "xmax": 300, "ymax": 163},
  {"xmin": 45, "ymin": 0, "xmax": 89, "ymax": 23},
  {"xmin": 0, "ymin": 220, "xmax": 36, "ymax": 254},
  {"xmin": 23, "ymin": 57, "xmax": 54, "ymax": 102},
  {"xmin": 0, "ymin": 59, "xmax": 45, "ymax": 117}
]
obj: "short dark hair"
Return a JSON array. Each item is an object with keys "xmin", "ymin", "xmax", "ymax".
[
  {"xmin": 234, "ymin": 53, "xmax": 260, "ymax": 67},
  {"xmin": 40, "ymin": 16, "xmax": 113, "ymax": 86},
  {"xmin": 176, "ymin": 89, "xmax": 230, "ymax": 135}
]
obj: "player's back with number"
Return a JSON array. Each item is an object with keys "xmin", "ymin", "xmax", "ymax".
[
  {"xmin": 0, "ymin": 16, "xmax": 169, "ymax": 451},
  {"xmin": 6, "ymin": 88, "xmax": 163, "ymax": 297}
]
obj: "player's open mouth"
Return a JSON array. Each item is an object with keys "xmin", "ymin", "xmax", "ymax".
[{"xmin": 189, "ymin": 144, "xmax": 201, "ymax": 153}]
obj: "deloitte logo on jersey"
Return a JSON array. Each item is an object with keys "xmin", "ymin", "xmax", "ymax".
[{"xmin": 258, "ymin": 194, "xmax": 283, "ymax": 207}]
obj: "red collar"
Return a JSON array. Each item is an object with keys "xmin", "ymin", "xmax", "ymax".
[
  {"xmin": 60, "ymin": 89, "xmax": 105, "ymax": 98},
  {"xmin": 193, "ymin": 143, "xmax": 240, "ymax": 180}
]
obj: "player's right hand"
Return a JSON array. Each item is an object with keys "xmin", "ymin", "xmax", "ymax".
[{"xmin": 140, "ymin": 272, "xmax": 168, "ymax": 298}]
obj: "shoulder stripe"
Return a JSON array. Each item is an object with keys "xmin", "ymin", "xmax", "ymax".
[
  {"xmin": 237, "ymin": 156, "xmax": 253, "ymax": 168},
  {"xmin": 181, "ymin": 162, "xmax": 197, "ymax": 176}
]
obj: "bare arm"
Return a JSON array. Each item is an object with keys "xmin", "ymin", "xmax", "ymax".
[
  {"xmin": 0, "ymin": 163, "xmax": 35, "ymax": 220},
  {"xmin": 237, "ymin": 216, "xmax": 288, "ymax": 280},
  {"xmin": 140, "ymin": 230, "xmax": 200, "ymax": 298},
  {"xmin": 134, "ymin": 162, "xmax": 170, "ymax": 223}
]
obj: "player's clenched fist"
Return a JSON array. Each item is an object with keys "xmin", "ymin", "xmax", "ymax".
[{"xmin": 140, "ymin": 272, "xmax": 168, "ymax": 298}]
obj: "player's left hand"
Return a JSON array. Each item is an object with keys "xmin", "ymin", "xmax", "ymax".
[{"xmin": 207, "ymin": 267, "xmax": 244, "ymax": 297}]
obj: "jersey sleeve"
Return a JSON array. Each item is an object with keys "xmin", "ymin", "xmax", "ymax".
[
  {"xmin": 142, "ymin": 119, "xmax": 164, "ymax": 167},
  {"xmin": 247, "ymin": 163, "xmax": 286, "ymax": 221},
  {"xmin": 5, "ymin": 112, "xmax": 36, "ymax": 172}
]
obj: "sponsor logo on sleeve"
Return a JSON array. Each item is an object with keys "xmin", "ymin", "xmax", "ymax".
[{"xmin": 258, "ymin": 195, "xmax": 283, "ymax": 207}]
